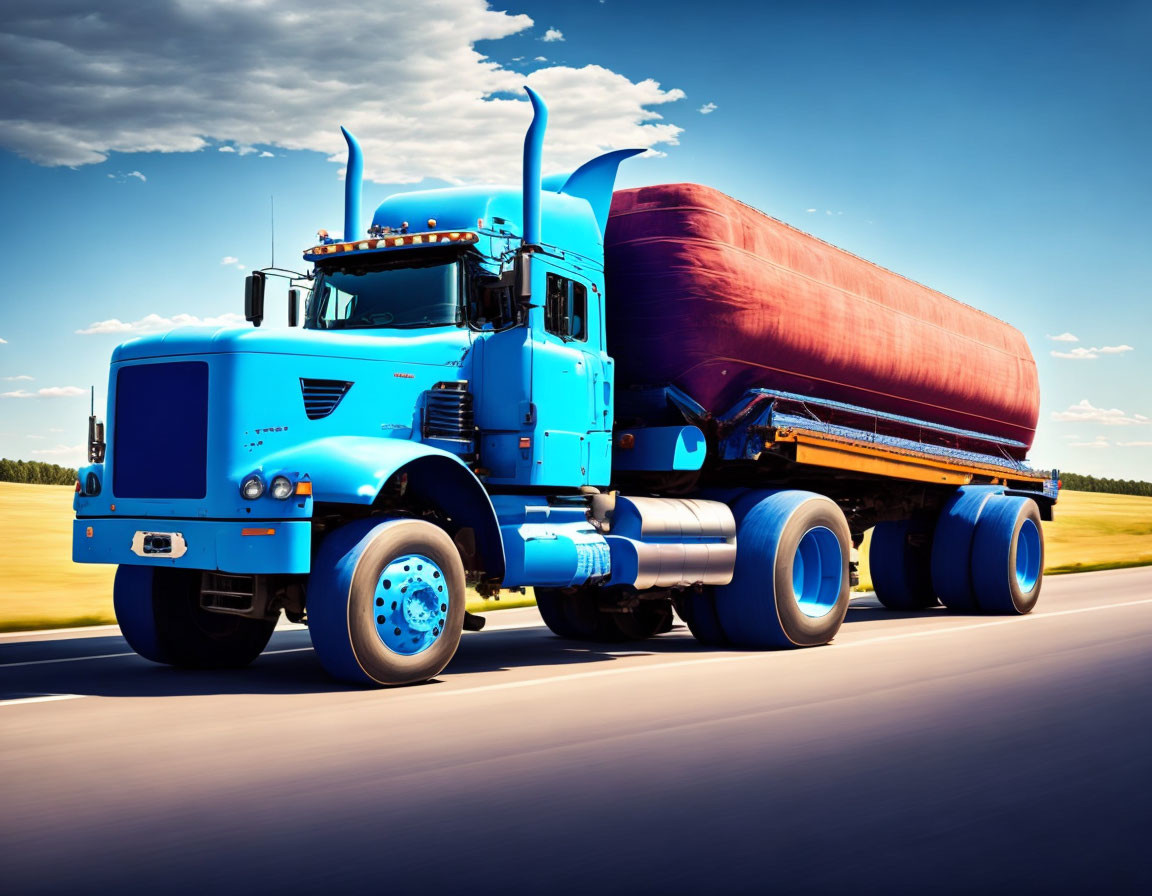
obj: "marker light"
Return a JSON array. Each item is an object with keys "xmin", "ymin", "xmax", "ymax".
[
  {"xmin": 295, "ymin": 481, "xmax": 313, "ymax": 496},
  {"xmin": 241, "ymin": 474, "xmax": 265, "ymax": 501},
  {"xmin": 270, "ymin": 476, "xmax": 293, "ymax": 500}
]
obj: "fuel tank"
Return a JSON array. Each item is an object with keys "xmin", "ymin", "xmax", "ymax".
[{"xmin": 605, "ymin": 183, "xmax": 1040, "ymax": 456}]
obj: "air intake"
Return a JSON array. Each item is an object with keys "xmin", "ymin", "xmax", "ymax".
[
  {"xmin": 300, "ymin": 378, "xmax": 352, "ymax": 420},
  {"xmin": 423, "ymin": 381, "xmax": 474, "ymax": 453}
]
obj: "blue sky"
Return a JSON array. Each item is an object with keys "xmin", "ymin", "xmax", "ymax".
[{"xmin": 1, "ymin": 0, "xmax": 1149, "ymax": 478}]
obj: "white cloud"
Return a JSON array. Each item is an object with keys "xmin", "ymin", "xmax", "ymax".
[
  {"xmin": 534, "ymin": 56, "xmax": 548, "ymax": 62},
  {"xmin": 106, "ymin": 170, "xmax": 147, "ymax": 183},
  {"xmin": 1047, "ymin": 332, "xmax": 1079, "ymax": 343},
  {"xmin": 1118, "ymin": 440, "xmax": 1152, "ymax": 447},
  {"xmin": 1051, "ymin": 344, "xmax": 1135, "ymax": 360},
  {"xmin": 259, "ymin": 151, "xmax": 274, "ymax": 158},
  {"xmin": 48, "ymin": 427, "xmax": 64, "ymax": 433},
  {"xmin": 2, "ymin": 375, "xmax": 33, "ymax": 381},
  {"xmin": 1051, "ymin": 399, "xmax": 1151, "ymax": 426},
  {"xmin": 31, "ymin": 443, "xmax": 85, "ymax": 461},
  {"xmin": 0, "ymin": 337, "xmax": 6, "ymax": 343},
  {"xmin": 126, "ymin": 170, "xmax": 146, "ymax": 182},
  {"xmin": 542, "ymin": 28, "xmax": 565, "ymax": 42},
  {"xmin": 0, "ymin": 1, "xmax": 684, "ymax": 185},
  {"xmin": 221, "ymin": 256, "xmax": 240, "ymax": 265},
  {"xmin": 2, "ymin": 386, "xmax": 87, "ymax": 399},
  {"xmin": 698, "ymin": 102, "xmax": 717, "ymax": 115},
  {"xmin": 75, "ymin": 312, "xmax": 247, "ymax": 335},
  {"xmin": 1069, "ymin": 436, "xmax": 1110, "ymax": 448},
  {"xmin": 806, "ymin": 208, "xmax": 816, "ymax": 213}
]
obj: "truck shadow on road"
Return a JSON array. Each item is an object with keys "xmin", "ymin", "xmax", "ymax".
[
  {"xmin": 2, "ymin": 600, "xmax": 961, "ymax": 700},
  {"xmin": 1, "ymin": 622, "xmax": 730, "ymax": 700}
]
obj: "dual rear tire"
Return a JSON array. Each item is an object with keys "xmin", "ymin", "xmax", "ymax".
[
  {"xmin": 678, "ymin": 490, "xmax": 852, "ymax": 649},
  {"xmin": 871, "ymin": 488, "xmax": 1044, "ymax": 615}
]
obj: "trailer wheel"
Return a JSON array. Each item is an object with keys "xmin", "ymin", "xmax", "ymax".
[
  {"xmin": 970, "ymin": 496, "xmax": 1044, "ymax": 614},
  {"xmin": 307, "ymin": 518, "xmax": 466, "ymax": 686},
  {"xmin": 870, "ymin": 519, "xmax": 939, "ymax": 610},
  {"xmin": 714, "ymin": 491, "xmax": 850, "ymax": 648},
  {"xmin": 931, "ymin": 486, "xmax": 1002, "ymax": 611},
  {"xmin": 535, "ymin": 587, "xmax": 628, "ymax": 641},
  {"xmin": 113, "ymin": 566, "xmax": 276, "ymax": 668}
]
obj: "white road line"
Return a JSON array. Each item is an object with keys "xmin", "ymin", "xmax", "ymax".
[
  {"xmin": 0, "ymin": 624, "xmax": 120, "ymax": 640},
  {"xmin": 0, "ymin": 652, "xmax": 135, "ymax": 669},
  {"xmin": 0, "ymin": 694, "xmax": 85, "ymax": 708},
  {"xmin": 425, "ymin": 597, "xmax": 1152, "ymax": 698}
]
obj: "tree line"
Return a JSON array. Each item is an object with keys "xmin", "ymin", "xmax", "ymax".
[
  {"xmin": 0, "ymin": 458, "xmax": 80, "ymax": 485},
  {"xmin": 1057, "ymin": 471, "xmax": 1152, "ymax": 498},
  {"xmin": 0, "ymin": 456, "xmax": 1149, "ymax": 497}
]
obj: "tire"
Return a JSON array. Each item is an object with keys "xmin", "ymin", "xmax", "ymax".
[
  {"xmin": 537, "ymin": 586, "xmax": 671, "ymax": 641},
  {"xmin": 307, "ymin": 518, "xmax": 466, "ymax": 686},
  {"xmin": 535, "ymin": 587, "xmax": 624, "ymax": 641},
  {"xmin": 114, "ymin": 565, "xmax": 276, "ymax": 668},
  {"xmin": 970, "ymin": 496, "xmax": 1044, "ymax": 614},
  {"xmin": 613, "ymin": 599, "xmax": 674, "ymax": 639},
  {"xmin": 870, "ymin": 519, "xmax": 939, "ymax": 610},
  {"xmin": 672, "ymin": 589, "xmax": 729, "ymax": 645},
  {"xmin": 930, "ymin": 485, "xmax": 1002, "ymax": 611},
  {"xmin": 714, "ymin": 491, "xmax": 851, "ymax": 648}
]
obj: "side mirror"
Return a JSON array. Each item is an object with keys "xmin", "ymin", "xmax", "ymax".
[
  {"xmin": 245, "ymin": 272, "xmax": 266, "ymax": 328},
  {"xmin": 288, "ymin": 288, "xmax": 299, "ymax": 327},
  {"xmin": 513, "ymin": 251, "xmax": 532, "ymax": 303}
]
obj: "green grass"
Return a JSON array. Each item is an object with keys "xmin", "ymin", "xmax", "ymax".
[
  {"xmin": 2, "ymin": 483, "xmax": 1149, "ymax": 631},
  {"xmin": 0, "ymin": 482, "xmax": 536, "ymax": 632}
]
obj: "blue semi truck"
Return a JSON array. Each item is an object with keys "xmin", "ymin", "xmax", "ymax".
[{"xmin": 73, "ymin": 89, "xmax": 1057, "ymax": 685}]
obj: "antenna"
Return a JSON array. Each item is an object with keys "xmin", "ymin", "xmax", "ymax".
[
  {"xmin": 270, "ymin": 195, "xmax": 276, "ymax": 269},
  {"xmin": 90, "ymin": 385, "xmax": 94, "ymax": 417}
]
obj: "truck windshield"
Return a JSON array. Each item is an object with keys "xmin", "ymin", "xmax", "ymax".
[{"xmin": 306, "ymin": 257, "xmax": 461, "ymax": 330}]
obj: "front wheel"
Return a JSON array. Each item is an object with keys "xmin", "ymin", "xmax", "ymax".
[
  {"xmin": 307, "ymin": 518, "xmax": 466, "ymax": 686},
  {"xmin": 114, "ymin": 566, "xmax": 276, "ymax": 668}
]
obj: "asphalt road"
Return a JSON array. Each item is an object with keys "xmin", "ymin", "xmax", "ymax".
[{"xmin": 2, "ymin": 567, "xmax": 1150, "ymax": 894}]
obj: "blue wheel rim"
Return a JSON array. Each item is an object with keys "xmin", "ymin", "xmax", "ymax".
[
  {"xmin": 791, "ymin": 526, "xmax": 843, "ymax": 618},
  {"xmin": 372, "ymin": 553, "xmax": 448, "ymax": 656},
  {"xmin": 1015, "ymin": 518, "xmax": 1041, "ymax": 593}
]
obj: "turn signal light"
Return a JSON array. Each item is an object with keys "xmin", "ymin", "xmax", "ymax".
[
  {"xmin": 241, "ymin": 528, "xmax": 276, "ymax": 537},
  {"xmin": 295, "ymin": 481, "xmax": 313, "ymax": 496}
]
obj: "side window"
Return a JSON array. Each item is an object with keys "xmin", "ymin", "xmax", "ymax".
[{"xmin": 545, "ymin": 273, "xmax": 588, "ymax": 342}]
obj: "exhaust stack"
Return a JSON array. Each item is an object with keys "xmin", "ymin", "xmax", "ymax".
[
  {"xmin": 521, "ymin": 86, "xmax": 548, "ymax": 247},
  {"xmin": 341, "ymin": 126, "xmax": 363, "ymax": 242}
]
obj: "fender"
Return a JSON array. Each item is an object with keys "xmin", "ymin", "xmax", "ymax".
[{"xmin": 257, "ymin": 436, "xmax": 505, "ymax": 579}]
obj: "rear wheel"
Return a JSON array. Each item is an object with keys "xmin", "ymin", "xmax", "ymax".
[
  {"xmin": 672, "ymin": 589, "xmax": 728, "ymax": 645},
  {"xmin": 307, "ymin": 518, "xmax": 466, "ymax": 686},
  {"xmin": 114, "ymin": 565, "xmax": 276, "ymax": 668},
  {"xmin": 870, "ymin": 519, "xmax": 939, "ymax": 610},
  {"xmin": 536, "ymin": 587, "xmax": 672, "ymax": 641},
  {"xmin": 970, "ymin": 496, "xmax": 1044, "ymax": 614},
  {"xmin": 714, "ymin": 490, "xmax": 851, "ymax": 648},
  {"xmin": 931, "ymin": 486, "xmax": 1001, "ymax": 611}
]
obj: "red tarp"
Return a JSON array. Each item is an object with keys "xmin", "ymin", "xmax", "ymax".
[{"xmin": 605, "ymin": 183, "xmax": 1040, "ymax": 455}]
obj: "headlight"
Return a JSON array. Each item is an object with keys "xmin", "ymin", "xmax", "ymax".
[
  {"xmin": 240, "ymin": 474, "xmax": 265, "ymax": 500},
  {"xmin": 270, "ymin": 475, "xmax": 293, "ymax": 500}
]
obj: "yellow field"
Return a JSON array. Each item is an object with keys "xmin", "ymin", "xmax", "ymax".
[{"xmin": 1, "ymin": 483, "xmax": 1149, "ymax": 630}]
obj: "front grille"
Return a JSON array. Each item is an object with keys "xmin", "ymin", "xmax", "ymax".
[
  {"xmin": 301, "ymin": 378, "xmax": 352, "ymax": 420},
  {"xmin": 113, "ymin": 361, "xmax": 208, "ymax": 499},
  {"xmin": 423, "ymin": 381, "xmax": 474, "ymax": 444}
]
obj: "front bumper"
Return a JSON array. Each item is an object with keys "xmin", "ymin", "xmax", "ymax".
[{"xmin": 73, "ymin": 518, "xmax": 312, "ymax": 574}]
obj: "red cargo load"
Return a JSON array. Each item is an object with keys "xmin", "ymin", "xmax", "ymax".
[{"xmin": 605, "ymin": 183, "xmax": 1040, "ymax": 457}]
